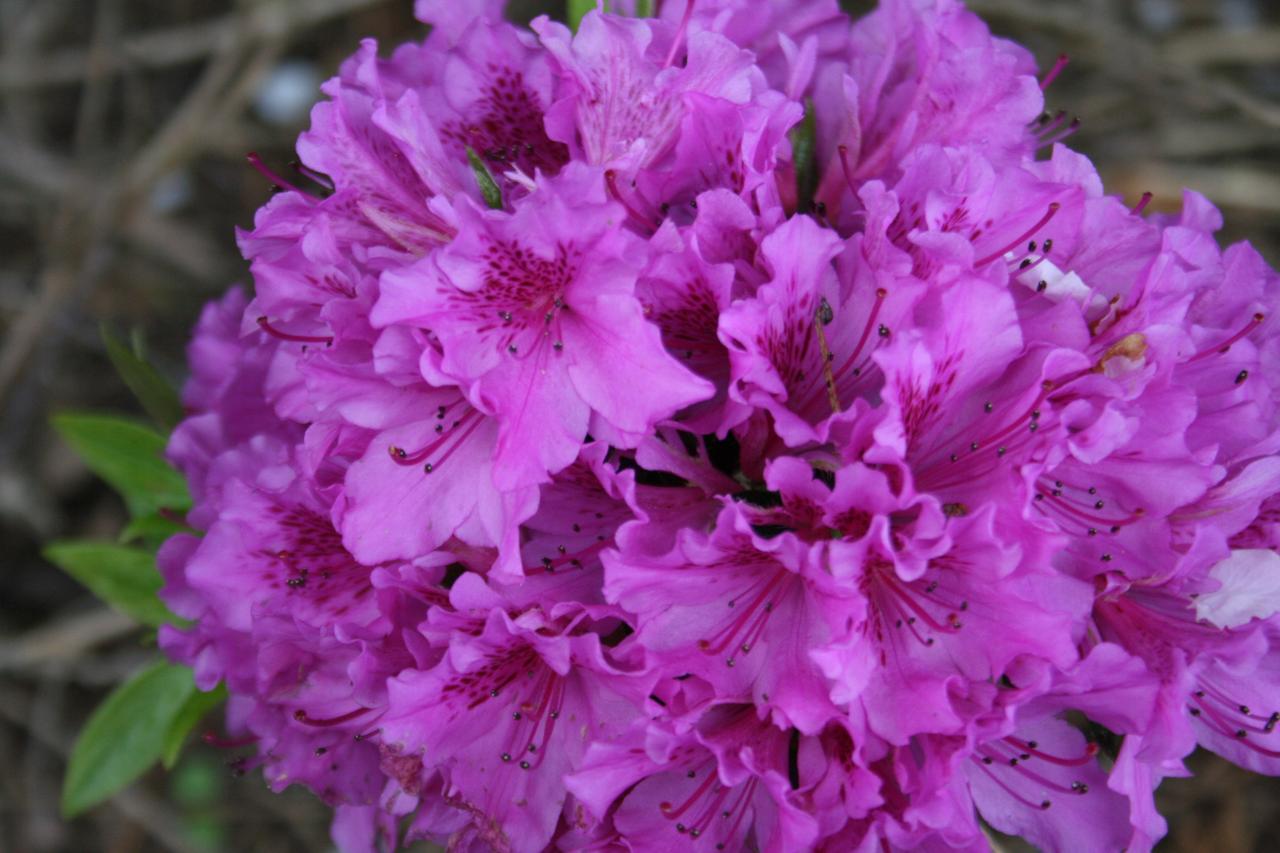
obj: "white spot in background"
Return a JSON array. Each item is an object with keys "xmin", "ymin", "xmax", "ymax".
[
  {"xmin": 148, "ymin": 170, "xmax": 193, "ymax": 214},
  {"xmin": 254, "ymin": 60, "xmax": 322, "ymax": 127},
  {"xmin": 1219, "ymin": 0, "xmax": 1260, "ymax": 30},
  {"xmin": 1136, "ymin": 0, "xmax": 1179, "ymax": 33}
]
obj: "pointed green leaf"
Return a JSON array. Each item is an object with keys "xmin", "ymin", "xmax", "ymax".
[
  {"xmin": 466, "ymin": 146, "xmax": 504, "ymax": 210},
  {"xmin": 62, "ymin": 662, "xmax": 197, "ymax": 817},
  {"xmin": 43, "ymin": 541, "xmax": 176, "ymax": 627},
  {"xmin": 101, "ymin": 326, "xmax": 184, "ymax": 430},
  {"xmin": 162, "ymin": 683, "xmax": 228, "ymax": 769},
  {"xmin": 789, "ymin": 98, "xmax": 817, "ymax": 214},
  {"xmin": 568, "ymin": 0, "xmax": 598, "ymax": 31},
  {"xmin": 52, "ymin": 413, "xmax": 190, "ymax": 517}
]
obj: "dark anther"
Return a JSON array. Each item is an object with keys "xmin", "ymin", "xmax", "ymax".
[{"xmin": 817, "ymin": 298, "xmax": 835, "ymax": 326}]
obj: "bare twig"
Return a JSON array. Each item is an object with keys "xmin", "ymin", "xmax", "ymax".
[
  {"xmin": 71, "ymin": 0, "xmax": 123, "ymax": 161},
  {"xmin": 0, "ymin": 0, "xmax": 393, "ymax": 89},
  {"xmin": 0, "ymin": 127, "xmax": 78, "ymax": 198},
  {"xmin": 0, "ymin": 0, "xmax": 394, "ymax": 409},
  {"xmin": 1107, "ymin": 163, "xmax": 1280, "ymax": 216},
  {"xmin": 121, "ymin": 29, "xmax": 247, "ymax": 199},
  {"xmin": 0, "ymin": 608, "xmax": 137, "ymax": 674},
  {"xmin": 1162, "ymin": 26, "xmax": 1280, "ymax": 66},
  {"xmin": 23, "ymin": 679, "xmax": 69, "ymax": 850},
  {"xmin": 0, "ymin": 188, "xmax": 120, "ymax": 410}
]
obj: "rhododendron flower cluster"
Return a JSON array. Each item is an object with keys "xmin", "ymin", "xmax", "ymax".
[{"xmin": 158, "ymin": 0, "xmax": 1280, "ymax": 850}]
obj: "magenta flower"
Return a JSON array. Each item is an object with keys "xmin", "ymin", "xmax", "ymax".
[
  {"xmin": 567, "ymin": 705, "xmax": 827, "ymax": 851},
  {"xmin": 535, "ymin": 10, "xmax": 757, "ymax": 171},
  {"xmin": 374, "ymin": 165, "xmax": 713, "ymax": 490},
  {"xmin": 155, "ymin": 1, "xmax": 1280, "ymax": 850},
  {"xmin": 377, "ymin": 601, "xmax": 645, "ymax": 852}
]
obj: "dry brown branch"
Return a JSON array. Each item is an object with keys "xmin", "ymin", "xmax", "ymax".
[
  {"xmin": 120, "ymin": 31, "xmax": 248, "ymax": 199},
  {"xmin": 0, "ymin": 0, "xmax": 67, "ymax": 136},
  {"xmin": 0, "ymin": 608, "xmax": 137, "ymax": 674},
  {"xmin": 23, "ymin": 679, "xmax": 69, "ymax": 850},
  {"xmin": 0, "ymin": 194, "xmax": 119, "ymax": 410},
  {"xmin": 124, "ymin": 213, "xmax": 232, "ymax": 286},
  {"xmin": 1162, "ymin": 26, "xmax": 1280, "ymax": 66},
  {"xmin": 965, "ymin": 0, "xmax": 1091, "ymax": 37},
  {"xmin": 0, "ymin": 0, "xmax": 393, "ymax": 89},
  {"xmin": 1201, "ymin": 76, "xmax": 1280, "ymax": 129},
  {"xmin": 1108, "ymin": 163, "xmax": 1280, "ymax": 215},
  {"xmin": 0, "ymin": 0, "xmax": 397, "ymax": 410},
  {"xmin": 0, "ymin": 127, "xmax": 78, "ymax": 198}
]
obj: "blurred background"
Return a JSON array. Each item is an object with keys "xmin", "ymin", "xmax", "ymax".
[{"xmin": 0, "ymin": 0, "xmax": 1277, "ymax": 850}]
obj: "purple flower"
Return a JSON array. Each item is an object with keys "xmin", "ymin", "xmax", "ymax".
[
  {"xmin": 156, "ymin": 1, "xmax": 1280, "ymax": 850},
  {"xmin": 535, "ymin": 11, "xmax": 757, "ymax": 171},
  {"xmin": 567, "ymin": 705, "xmax": 826, "ymax": 851},
  {"xmin": 377, "ymin": 600, "xmax": 645, "ymax": 852},
  {"xmin": 374, "ymin": 165, "xmax": 713, "ymax": 490},
  {"xmin": 605, "ymin": 499, "xmax": 844, "ymax": 735}
]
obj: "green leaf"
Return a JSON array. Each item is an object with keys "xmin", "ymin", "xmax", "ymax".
[
  {"xmin": 568, "ymin": 0, "xmax": 598, "ymax": 31},
  {"xmin": 465, "ymin": 146, "xmax": 504, "ymax": 210},
  {"xmin": 52, "ymin": 413, "xmax": 190, "ymax": 517},
  {"xmin": 62, "ymin": 662, "xmax": 197, "ymax": 817},
  {"xmin": 162, "ymin": 683, "xmax": 228, "ymax": 769},
  {"xmin": 101, "ymin": 326, "xmax": 184, "ymax": 430},
  {"xmin": 634, "ymin": 0, "xmax": 653, "ymax": 16},
  {"xmin": 43, "ymin": 541, "xmax": 176, "ymax": 627},
  {"xmin": 789, "ymin": 98, "xmax": 817, "ymax": 214},
  {"xmin": 119, "ymin": 513, "xmax": 190, "ymax": 548}
]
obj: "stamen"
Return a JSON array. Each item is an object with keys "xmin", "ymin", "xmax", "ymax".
[
  {"xmin": 878, "ymin": 570, "xmax": 962, "ymax": 638},
  {"xmin": 202, "ymin": 731, "xmax": 259, "ymax": 749},
  {"xmin": 1035, "ymin": 110, "xmax": 1071, "ymax": 139},
  {"xmin": 292, "ymin": 161, "xmax": 335, "ymax": 192},
  {"xmin": 814, "ymin": 298, "xmax": 841, "ymax": 414},
  {"xmin": 499, "ymin": 669, "xmax": 566, "ymax": 772},
  {"xmin": 1038, "ymin": 117, "xmax": 1081, "ymax": 149},
  {"xmin": 1195, "ymin": 680, "xmax": 1280, "ymax": 731},
  {"xmin": 246, "ymin": 152, "xmax": 317, "ymax": 200},
  {"xmin": 1034, "ymin": 479, "xmax": 1145, "ymax": 529},
  {"xmin": 1185, "ymin": 313, "xmax": 1265, "ymax": 364},
  {"xmin": 698, "ymin": 570, "xmax": 788, "ymax": 658},
  {"xmin": 660, "ymin": 765, "xmax": 720, "ymax": 820},
  {"xmin": 387, "ymin": 409, "xmax": 484, "ymax": 470},
  {"xmin": 1039, "ymin": 54, "xmax": 1070, "ymax": 90},
  {"xmin": 1190, "ymin": 698, "xmax": 1280, "ymax": 758},
  {"xmin": 663, "ymin": 0, "xmax": 697, "ymax": 68},
  {"xmin": 257, "ymin": 316, "xmax": 333, "ymax": 346},
  {"xmin": 293, "ymin": 706, "xmax": 373, "ymax": 727},
  {"xmin": 720, "ymin": 778, "xmax": 758, "ymax": 844},
  {"xmin": 975, "ymin": 203, "xmax": 1061, "ymax": 267},
  {"xmin": 1132, "ymin": 191, "xmax": 1154, "ymax": 215},
  {"xmin": 1004, "ymin": 737, "xmax": 1099, "ymax": 767},
  {"xmin": 971, "ymin": 757, "xmax": 1053, "ymax": 811},
  {"xmin": 605, "ymin": 170, "xmax": 659, "ymax": 230},
  {"xmin": 810, "ymin": 287, "xmax": 887, "ymax": 409},
  {"xmin": 527, "ymin": 539, "xmax": 609, "ymax": 575}
]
